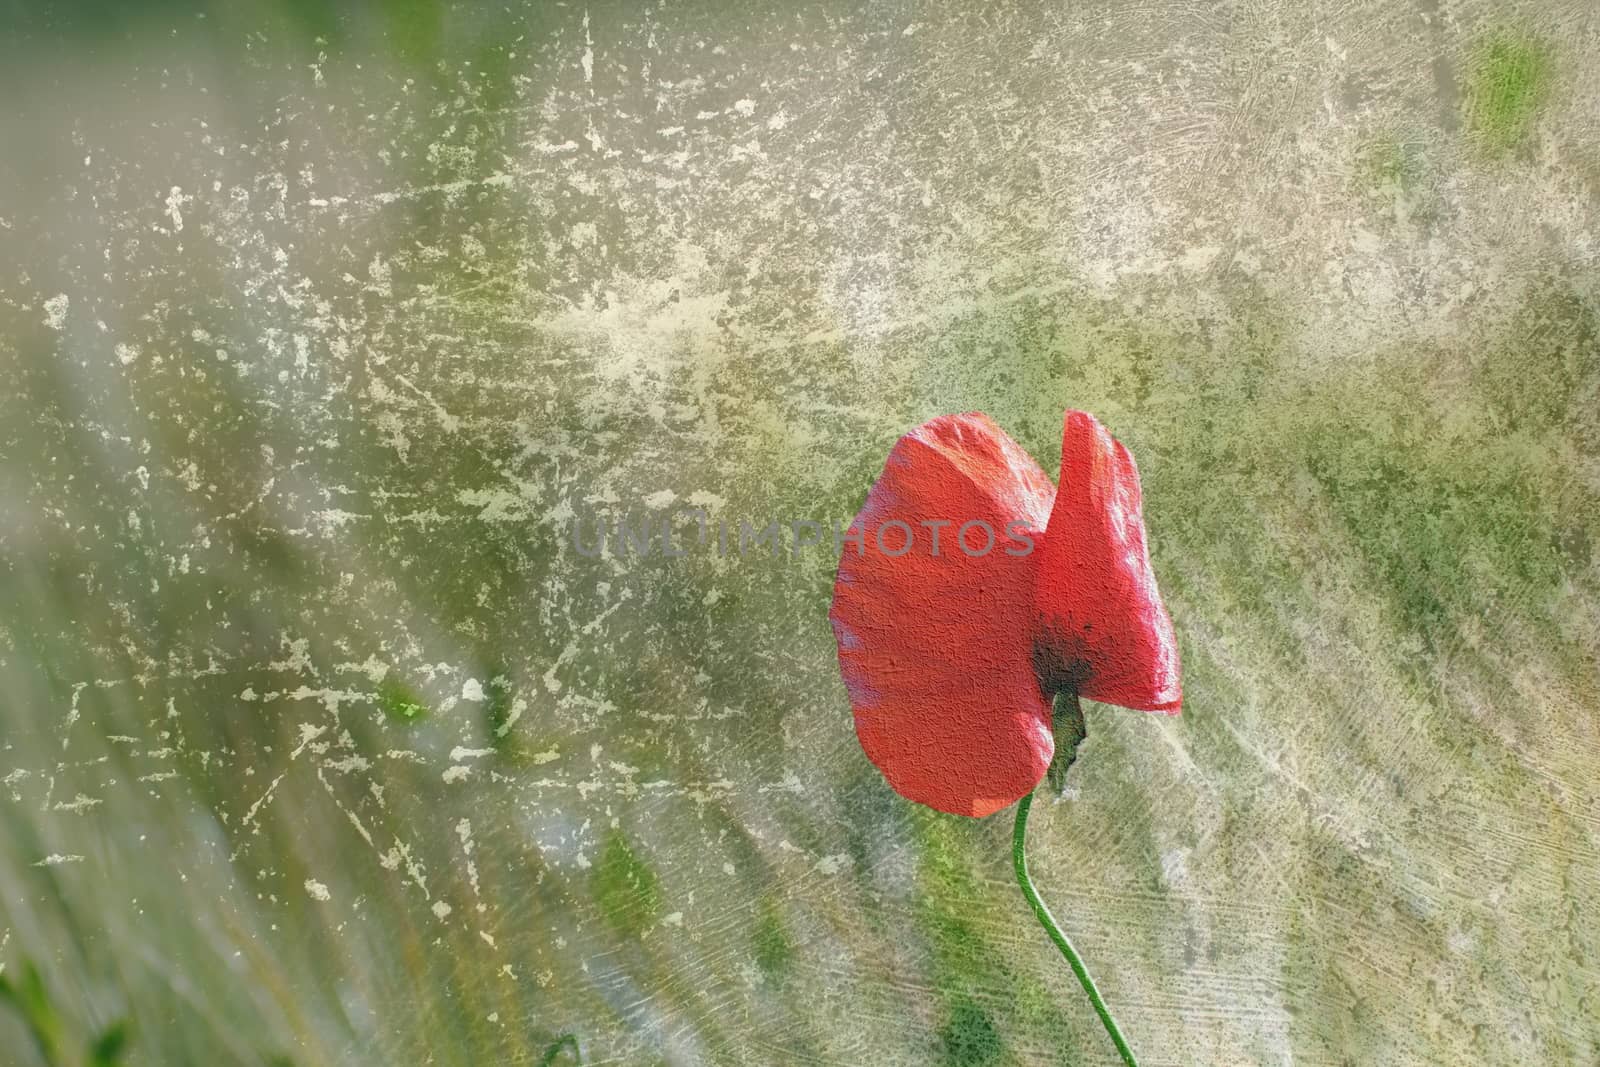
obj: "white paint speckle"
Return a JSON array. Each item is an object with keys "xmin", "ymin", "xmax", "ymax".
[
  {"xmin": 458, "ymin": 487, "xmax": 531, "ymax": 522},
  {"xmin": 43, "ymin": 293, "xmax": 68, "ymax": 330},
  {"xmin": 304, "ymin": 879, "xmax": 332, "ymax": 901},
  {"xmin": 165, "ymin": 186, "xmax": 187, "ymax": 231},
  {"xmin": 814, "ymin": 853, "xmax": 851, "ymax": 875},
  {"xmin": 581, "ymin": 11, "xmax": 594, "ymax": 83},
  {"xmin": 1160, "ymin": 848, "xmax": 1190, "ymax": 887},
  {"xmin": 1179, "ymin": 244, "xmax": 1222, "ymax": 272},
  {"xmin": 687, "ymin": 490, "xmax": 725, "ymax": 510}
]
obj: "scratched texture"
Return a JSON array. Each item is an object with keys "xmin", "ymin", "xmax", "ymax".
[{"xmin": 1, "ymin": 2, "xmax": 1598, "ymax": 1065}]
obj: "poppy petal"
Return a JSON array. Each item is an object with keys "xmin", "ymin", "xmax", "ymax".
[
  {"xmin": 829, "ymin": 413, "xmax": 1057, "ymax": 816},
  {"xmin": 1033, "ymin": 411, "xmax": 1182, "ymax": 712}
]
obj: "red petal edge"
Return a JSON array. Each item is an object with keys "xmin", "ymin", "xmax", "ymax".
[
  {"xmin": 829, "ymin": 413, "xmax": 1056, "ymax": 816},
  {"xmin": 1033, "ymin": 410, "xmax": 1182, "ymax": 714}
]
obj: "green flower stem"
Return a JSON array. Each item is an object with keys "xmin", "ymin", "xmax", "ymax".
[{"xmin": 1013, "ymin": 790, "xmax": 1140, "ymax": 1067}]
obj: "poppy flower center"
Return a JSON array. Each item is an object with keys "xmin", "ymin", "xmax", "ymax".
[{"xmin": 1030, "ymin": 628, "xmax": 1094, "ymax": 697}]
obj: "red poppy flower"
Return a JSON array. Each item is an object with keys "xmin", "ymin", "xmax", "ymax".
[{"xmin": 829, "ymin": 410, "xmax": 1180, "ymax": 817}]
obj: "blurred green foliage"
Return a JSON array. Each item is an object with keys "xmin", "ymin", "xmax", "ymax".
[{"xmin": 0, "ymin": 961, "xmax": 130, "ymax": 1067}]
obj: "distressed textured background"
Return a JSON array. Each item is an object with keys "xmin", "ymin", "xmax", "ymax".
[{"xmin": 2, "ymin": 2, "xmax": 1598, "ymax": 1064}]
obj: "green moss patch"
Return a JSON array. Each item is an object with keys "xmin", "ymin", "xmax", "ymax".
[
  {"xmin": 593, "ymin": 830, "xmax": 663, "ymax": 938},
  {"xmin": 752, "ymin": 898, "xmax": 796, "ymax": 978},
  {"xmin": 1464, "ymin": 33, "xmax": 1552, "ymax": 155},
  {"xmin": 939, "ymin": 995, "xmax": 1006, "ymax": 1067},
  {"xmin": 377, "ymin": 676, "xmax": 429, "ymax": 723},
  {"xmin": 912, "ymin": 812, "xmax": 1089, "ymax": 1066}
]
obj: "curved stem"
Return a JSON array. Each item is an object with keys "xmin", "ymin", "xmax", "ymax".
[{"xmin": 1013, "ymin": 790, "xmax": 1140, "ymax": 1067}]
